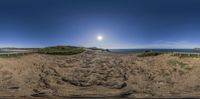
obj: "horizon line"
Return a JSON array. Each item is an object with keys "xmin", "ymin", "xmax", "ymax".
[{"xmin": 0, "ymin": 46, "xmax": 198, "ymax": 49}]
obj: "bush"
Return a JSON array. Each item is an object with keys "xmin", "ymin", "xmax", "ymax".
[
  {"xmin": 138, "ymin": 52, "xmax": 163, "ymax": 57},
  {"xmin": 0, "ymin": 52, "xmax": 31, "ymax": 58},
  {"xmin": 0, "ymin": 46, "xmax": 85, "ymax": 58},
  {"xmin": 37, "ymin": 46, "xmax": 85, "ymax": 55}
]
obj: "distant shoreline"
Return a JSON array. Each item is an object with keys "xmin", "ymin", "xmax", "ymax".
[
  {"xmin": 110, "ymin": 48, "xmax": 200, "ymax": 53},
  {"xmin": 1, "ymin": 46, "xmax": 200, "ymax": 54}
]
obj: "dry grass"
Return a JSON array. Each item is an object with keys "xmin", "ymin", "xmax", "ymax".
[{"xmin": 0, "ymin": 50, "xmax": 200, "ymax": 98}]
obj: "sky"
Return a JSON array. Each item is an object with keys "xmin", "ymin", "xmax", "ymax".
[{"xmin": 0, "ymin": 0, "xmax": 200, "ymax": 48}]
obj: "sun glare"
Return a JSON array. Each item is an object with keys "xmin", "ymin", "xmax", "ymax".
[{"xmin": 97, "ymin": 35, "xmax": 103, "ymax": 41}]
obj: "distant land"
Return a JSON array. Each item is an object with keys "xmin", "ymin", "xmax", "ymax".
[{"xmin": 193, "ymin": 48, "xmax": 200, "ymax": 50}]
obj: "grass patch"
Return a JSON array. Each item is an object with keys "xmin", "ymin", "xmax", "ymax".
[
  {"xmin": 167, "ymin": 60, "xmax": 191, "ymax": 75},
  {"xmin": 0, "ymin": 53, "xmax": 31, "ymax": 58},
  {"xmin": 167, "ymin": 60, "xmax": 178, "ymax": 66},
  {"xmin": 179, "ymin": 62, "xmax": 188, "ymax": 68},
  {"xmin": 167, "ymin": 60, "xmax": 188, "ymax": 68},
  {"xmin": 37, "ymin": 46, "xmax": 85, "ymax": 55},
  {"xmin": 137, "ymin": 52, "xmax": 164, "ymax": 57},
  {"xmin": 173, "ymin": 54, "xmax": 200, "ymax": 58},
  {"xmin": 0, "ymin": 46, "xmax": 85, "ymax": 58}
]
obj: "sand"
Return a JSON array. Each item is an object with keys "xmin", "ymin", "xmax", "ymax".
[{"xmin": 0, "ymin": 49, "xmax": 200, "ymax": 98}]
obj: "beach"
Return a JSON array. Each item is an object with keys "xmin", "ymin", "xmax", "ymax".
[{"xmin": 0, "ymin": 49, "xmax": 200, "ymax": 98}]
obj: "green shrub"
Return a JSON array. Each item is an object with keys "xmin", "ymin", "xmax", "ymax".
[
  {"xmin": 0, "ymin": 53, "xmax": 31, "ymax": 58},
  {"xmin": 0, "ymin": 46, "xmax": 85, "ymax": 58},
  {"xmin": 138, "ymin": 52, "xmax": 163, "ymax": 57},
  {"xmin": 37, "ymin": 46, "xmax": 85, "ymax": 55}
]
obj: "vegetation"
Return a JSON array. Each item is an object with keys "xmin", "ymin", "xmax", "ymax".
[
  {"xmin": 37, "ymin": 46, "xmax": 85, "ymax": 55},
  {"xmin": 138, "ymin": 52, "xmax": 164, "ymax": 57},
  {"xmin": 193, "ymin": 48, "xmax": 200, "ymax": 50},
  {"xmin": 173, "ymin": 53, "xmax": 200, "ymax": 58},
  {"xmin": 167, "ymin": 60, "xmax": 193, "ymax": 75},
  {"xmin": 0, "ymin": 53, "xmax": 31, "ymax": 58},
  {"xmin": 167, "ymin": 60, "xmax": 188, "ymax": 68},
  {"xmin": 0, "ymin": 46, "xmax": 85, "ymax": 57}
]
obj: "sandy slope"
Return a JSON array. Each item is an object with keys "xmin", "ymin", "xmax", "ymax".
[{"xmin": 1, "ymin": 49, "xmax": 200, "ymax": 98}]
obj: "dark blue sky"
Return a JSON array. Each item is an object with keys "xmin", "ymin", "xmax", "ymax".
[{"xmin": 1, "ymin": 0, "xmax": 200, "ymax": 48}]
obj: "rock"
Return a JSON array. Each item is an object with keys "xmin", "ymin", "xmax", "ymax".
[
  {"xmin": 112, "ymin": 82, "xmax": 127, "ymax": 89},
  {"xmin": 31, "ymin": 92, "xmax": 47, "ymax": 97},
  {"xmin": 9, "ymin": 87, "xmax": 19, "ymax": 89},
  {"xmin": 119, "ymin": 89, "xmax": 134, "ymax": 98},
  {"xmin": 62, "ymin": 77, "xmax": 93, "ymax": 87}
]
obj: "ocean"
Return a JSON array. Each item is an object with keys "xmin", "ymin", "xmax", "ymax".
[
  {"xmin": 110, "ymin": 49, "xmax": 200, "ymax": 53},
  {"xmin": 0, "ymin": 50, "xmax": 18, "ymax": 54}
]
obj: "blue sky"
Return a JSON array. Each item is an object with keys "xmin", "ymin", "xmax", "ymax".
[{"xmin": 0, "ymin": 0, "xmax": 200, "ymax": 48}]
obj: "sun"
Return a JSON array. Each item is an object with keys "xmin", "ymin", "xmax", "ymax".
[{"xmin": 97, "ymin": 35, "xmax": 103, "ymax": 41}]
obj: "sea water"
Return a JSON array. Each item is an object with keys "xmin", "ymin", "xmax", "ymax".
[
  {"xmin": 0, "ymin": 50, "xmax": 18, "ymax": 54},
  {"xmin": 110, "ymin": 49, "xmax": 200, "ymax": 53}
]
